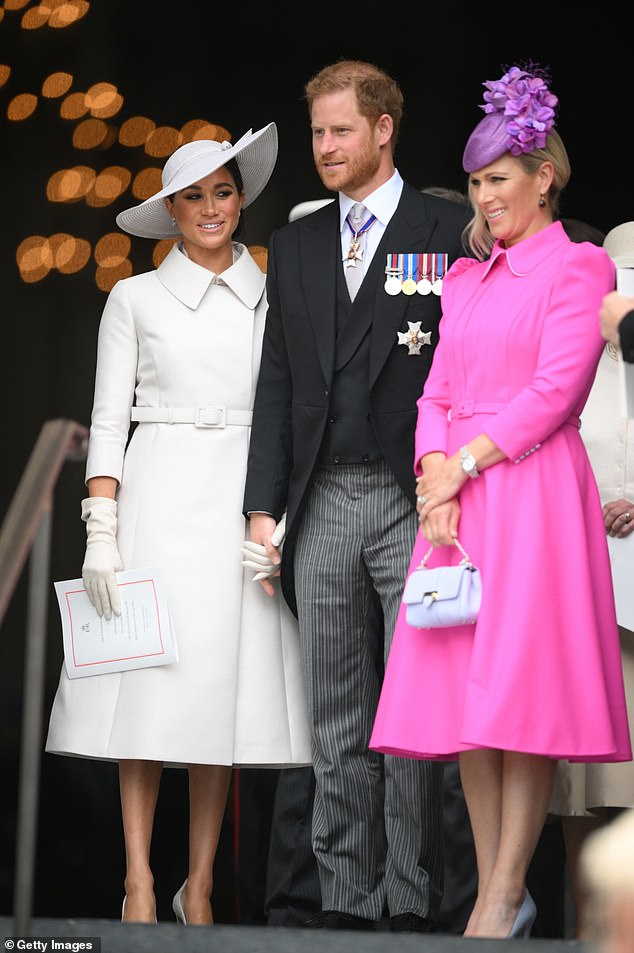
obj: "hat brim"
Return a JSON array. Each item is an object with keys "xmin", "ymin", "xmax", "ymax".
[
  {"xmin": 116, "ymin": 122, "xmax": 278, "ymax": 239},
  {"xmin": 288, "ymin": 198, "xmax": 334, "ymax": 222},
  {"xmin": 603, "ymin": 222, "xmax": 634, "ymax": 267}
]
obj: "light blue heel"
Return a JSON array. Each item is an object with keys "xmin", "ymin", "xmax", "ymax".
[{"xmin": 510, "ymin": 890, "xmax": 536, "ymax": 938}]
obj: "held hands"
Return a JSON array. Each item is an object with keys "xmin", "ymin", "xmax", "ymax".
[
  {"xmin": 81, "ymin": 497, "xmax": 123, "ymax": 620},
  {"xmin": 241, "ymin": 512, "xmax": 286, "ymax": 597}
]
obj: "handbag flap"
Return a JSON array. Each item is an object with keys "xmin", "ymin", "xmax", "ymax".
[{"xmin": 403, "ymin": 566, "xmax": 464, "ymax": 604}]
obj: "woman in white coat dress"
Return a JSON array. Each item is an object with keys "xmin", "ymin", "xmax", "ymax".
[{"xmin": 46, "ymin": 124, "xmax": 311, "ymax": 925}]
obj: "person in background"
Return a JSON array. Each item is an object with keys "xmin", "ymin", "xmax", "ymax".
[
  {"xmin": 601, "ymin": 292, "xmax": 634, "ymax": 359},
  {"xmin": 598, "ymin": 222, "xmax": 634, "ymax": 358},
  {"xmin": 243, "ymin": 59, "xmax": 469, "ymax": 932},
  {"xmin": 550, "ymin": 220, "xmax": 634, "ymax": 939},
  {"xmin": 579, "ymin": 808, "xmax": 634, "ymax": 953},
  {"xmin": 46, "ymin": 125, "xmax": 311, "ymax": 925},
  {"xmin": 370, "ymin": 63, "xmax": 632, "ymax": 939}
]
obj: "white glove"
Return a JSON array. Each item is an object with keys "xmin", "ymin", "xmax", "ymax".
[
  {"xmin": 241, "ymin": 513, "xmax": 286, "ymax": 581},
  {"xmin": 81, "ymin": 497, "xmax": 123, "ymax": 620}
]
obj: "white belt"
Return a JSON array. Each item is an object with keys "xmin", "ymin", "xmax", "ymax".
[{"xmin": 131, "ymin": 406, "xmax": 253, "ymax": 428}]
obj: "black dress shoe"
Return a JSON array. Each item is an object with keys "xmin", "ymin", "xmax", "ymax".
[
  {"xmin": 305, "ymin": 910, "xmax": 376, "ymax": 930},
  {"xmin": 389, "ymin": 912, "xmax": 435, "ymax": 932}
]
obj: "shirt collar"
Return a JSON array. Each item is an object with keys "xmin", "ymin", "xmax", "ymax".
[
  {"xmin": 481, "ymin": 220, "xmax": 569, "ymax": 280},
  {"xmin": 339, "ymin": 168, "xmax": 403, "ymax": 234},
  {"xmin": 157, "ymin": 242, "xmax": 265, "ymax": 309}
]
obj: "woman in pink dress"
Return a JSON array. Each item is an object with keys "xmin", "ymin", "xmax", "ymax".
[{"xmin": 370, "ymin": 65, "xmax": 632, "ymax": 939}]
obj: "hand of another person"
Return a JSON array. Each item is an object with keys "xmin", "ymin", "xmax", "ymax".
[
  {"xmin": 243, "ymin": 512, "xmax": 280, "ymax": 597},
  {"xmin": 81, "ymin": 497, "xmax": 123, "ymax": 620},
  {"xmin": 599, "ymin": 291, "xmax": 634, "ymax": 346},
  {"xmin": 603, "ymin": 498, "xmax": 634, "ymax": 538}
]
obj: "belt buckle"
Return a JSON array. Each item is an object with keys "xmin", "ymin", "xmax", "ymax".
[
  {"xmin": 194, "ymin": 406, "xmax": 225, "ymax": 428},
  {"xmin": 456, "ymin": 400, "xmax": 474, "ymax": 418}
]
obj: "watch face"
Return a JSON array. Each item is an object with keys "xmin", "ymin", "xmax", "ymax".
[{"xmin": 461, "ymin": 450, "xmax": 478, "ymax": 475}]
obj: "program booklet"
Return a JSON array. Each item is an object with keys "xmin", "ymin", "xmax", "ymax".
[{"xmin": 54, "ymin": 566, "xmax": 177, "ymax": 678}]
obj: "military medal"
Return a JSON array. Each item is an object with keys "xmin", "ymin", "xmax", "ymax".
[
  {"xmin": 416, "ymin": 254, "xmax": 432, "ymax": 295},
  {"xmin": 344, "ymin": 209, "xmax": 377, "ymax": 269},
  {"xmin": 431, "ymin": 253, "xmax": 448, "ymax": 295},
  {"xmin": 397, "ymin": 321, "xmax": 432, "ymax": 355},
  {"xmin": 346, "ymin": 238, "xmax": 363, "ymax": 268},
  {"xmin": 401, "ymin": 253, "xmax": 417, "ymax": 295},
  {"xmin": 384, "ymin": 253, "xmax": 403, "ymax": 295}
]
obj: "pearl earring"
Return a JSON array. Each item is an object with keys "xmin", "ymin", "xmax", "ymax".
[{"xmin": 538, "ymin": 195, "xmax": 546, "ymax": 208}]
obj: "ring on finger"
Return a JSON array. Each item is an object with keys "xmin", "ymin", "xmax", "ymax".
[
  {"xmin": 623, "ymin": 512, "xmax": 632, "ymax": 523},
  {"xmin": 417, "ymin": 495, "xmax": 427, "ymax": 505}
]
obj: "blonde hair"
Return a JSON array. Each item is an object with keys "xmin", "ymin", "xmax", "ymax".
[{"xmin": 465, "ymin": 128, "xmax": 571, "ymax": 260}]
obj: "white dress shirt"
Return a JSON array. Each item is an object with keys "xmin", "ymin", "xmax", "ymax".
[{"xmin": 339, "ymin": 170, "xmax": 404, "ymax": 278}]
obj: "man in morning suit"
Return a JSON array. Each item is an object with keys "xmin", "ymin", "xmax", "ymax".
[{"xmin": 243, "ymin": 59, "xmax": 469, "ymax": 931}]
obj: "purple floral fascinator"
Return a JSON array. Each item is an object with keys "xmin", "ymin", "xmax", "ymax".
[{"xmin": 462, "ymin": 64, "xmax": 558, "ymax": 173}]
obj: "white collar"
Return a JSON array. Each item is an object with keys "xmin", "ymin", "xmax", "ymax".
[
  {"xmin": 339, "ymin": 168, "xmax": 403, "ymax": 233},
  {"xmin": 156, "ymin": 242, "xmax": 265, "ymax": 310}
]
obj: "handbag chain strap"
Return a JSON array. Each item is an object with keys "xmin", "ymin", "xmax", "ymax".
[{"xmin": 420, "ymin": 536, "xmax": 473, "ymax": 568}]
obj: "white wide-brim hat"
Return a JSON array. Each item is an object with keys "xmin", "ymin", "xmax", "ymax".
[
  {"xmin": 603, "ymin": 221, "xmax": 634, "ymax": 267},
  {"xmin": 116, "ymin": 122, "xmax": 278, "ymax": 239}
]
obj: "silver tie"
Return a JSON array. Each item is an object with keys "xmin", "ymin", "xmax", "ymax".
[{"xmin": 344, "ymin": 202, "xmax": 367, "ymax": 301}]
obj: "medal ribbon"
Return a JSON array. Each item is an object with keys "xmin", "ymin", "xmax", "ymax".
[
  {"xmin": 405, "ymin": 253, "xmax": 417, "ymax": 282},
  {"xmin": 433, "ymin": 253, "xmax": 448, "ymax": 280},
  {"xmin": 346, "ymin": 211, "xmax": 377, "ymax": 241},
  {"xmin": 385, "ymin": 252, "xmax": 404, "ymax": 274}
]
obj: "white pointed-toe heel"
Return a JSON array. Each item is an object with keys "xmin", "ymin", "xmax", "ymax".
[{"xmin": 173, "ymin": 880, "xmax": 188, "ymax": 925}]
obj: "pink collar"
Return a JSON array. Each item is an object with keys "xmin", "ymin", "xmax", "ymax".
[{"xmin": 481, "ymin": 220, "xmax": 569, "ymax": 280}]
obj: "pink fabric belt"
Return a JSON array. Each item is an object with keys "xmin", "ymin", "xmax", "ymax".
[{"xmin": 449, "ymin": 400, "xmax": 580, "ymax": 429}]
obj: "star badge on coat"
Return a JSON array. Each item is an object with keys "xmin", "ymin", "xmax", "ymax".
[{"xmin": 397, "ymin": 322, "xmax": 431, "ymax": 355}]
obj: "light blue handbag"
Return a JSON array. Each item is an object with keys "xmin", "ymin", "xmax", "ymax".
[{"xmin": 402, "ymin": 537, "xmax": 482, "ymax": 629}]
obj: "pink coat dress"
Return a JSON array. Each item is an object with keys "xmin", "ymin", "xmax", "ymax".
[{"xmin": 370, "ymin": 222, "xmax": 632, "ymax": 764}]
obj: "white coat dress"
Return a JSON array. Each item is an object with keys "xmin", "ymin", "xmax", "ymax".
[{"xmin": 46, "ymin": 243, "xmax": 312, "ymax": 767}]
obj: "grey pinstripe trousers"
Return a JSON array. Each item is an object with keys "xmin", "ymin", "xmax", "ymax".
[{"xmin": 294, "ymin": 461, "xmax": 444, "ymax": 921}]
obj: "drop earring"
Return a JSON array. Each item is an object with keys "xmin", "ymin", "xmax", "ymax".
[
  {"xmin": 538, "ymin": 194, "xmax": 546, "ymax": 208},
  {"xmin": 171, "ymin": 217, "xmax": 178, "ymax": 227}
]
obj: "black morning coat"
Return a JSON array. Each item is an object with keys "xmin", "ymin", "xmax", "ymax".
[{"xmin": 243, "ymin": 183, "xmax": 470, "ymax": 614}]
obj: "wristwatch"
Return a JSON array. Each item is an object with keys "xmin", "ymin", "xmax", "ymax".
[{"xmin": 460, "ymin": 446, "xmax": 480, "ymax": 478}]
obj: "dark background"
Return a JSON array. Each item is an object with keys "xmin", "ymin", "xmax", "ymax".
[{"xmin": 1, "ymin": 0, "xmax": 632, "ymax": 928}]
